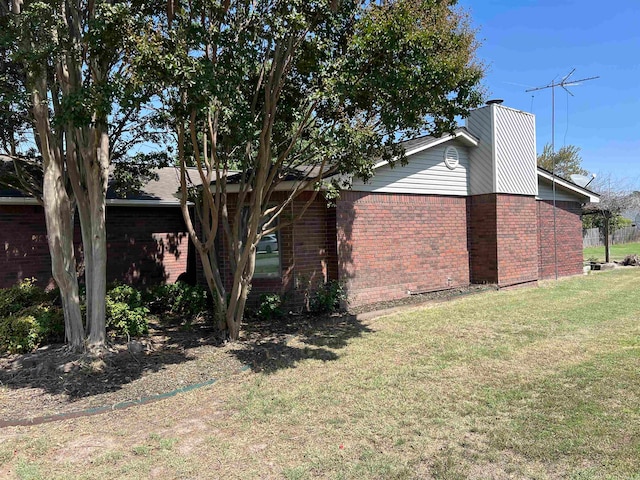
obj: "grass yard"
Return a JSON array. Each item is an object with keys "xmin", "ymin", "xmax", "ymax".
[
  {"xmin": 583, "ymin": 241, "xmax": 640, "ymax": 262},
  {"xmin": 1, "ymin": 270, "xmax": 639, "ymax": 479}
]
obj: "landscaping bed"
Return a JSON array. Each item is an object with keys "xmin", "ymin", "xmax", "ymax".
[
  {"xmin": 0, "ymin": 316, "xmax": 238, "ymax": 422},
  {"xmin": 0, "ymin": 310, "xmax": 364, "ymax": 423},
  {"xmin": 1, "ymin": 282, "xmax": 500, "ymax": 424}
]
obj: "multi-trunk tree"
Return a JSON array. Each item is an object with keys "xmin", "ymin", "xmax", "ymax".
[
  {"xmin": 0, "ymin": 0, "xmax": 158, "ymax": 350},
  {"xmin": 141, "ymin": 0, "xmax": 484, "ymax": 339}
]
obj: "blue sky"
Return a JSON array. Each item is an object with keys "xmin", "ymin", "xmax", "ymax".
[{"xmin": 458, "ymin": 0, "xmax": 640, "ymax": 186}]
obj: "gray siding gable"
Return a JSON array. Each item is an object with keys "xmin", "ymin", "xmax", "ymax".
[{"xmin": 350, "ymin": 140, "xmax": 470, "ymax": 196}]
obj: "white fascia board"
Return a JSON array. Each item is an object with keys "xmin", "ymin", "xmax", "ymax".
[
  {"xmin": 537, "ymin": 169, "xmax": 600, "ymax": 203},
  {"xmin": 0, "ymin": 197, "xmax": 190, "ymax": 207},
  {"xmin": 106, "ymin": 199, "xmax": 190, "ymax": 207},
  {"xmin": 0, "ymin": 197, "xmax": 39, "ymax": 205},
  {"xmin": 373, "ymin": 130, "xmax": 479, "ymax": 170}
]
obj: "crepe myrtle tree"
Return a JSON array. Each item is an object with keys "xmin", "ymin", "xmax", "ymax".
[
  {"xmin": 140, "ymin": 0, "xmax": 484, "ymax": 339},
  {"xmin": 0, "ymin": 0, "xmax": 162, "ymax": 350}
]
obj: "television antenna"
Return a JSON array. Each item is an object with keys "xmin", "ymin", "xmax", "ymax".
[{"xmin": 525, "ymin": 69, "xmax": 599, "ymax": 280}]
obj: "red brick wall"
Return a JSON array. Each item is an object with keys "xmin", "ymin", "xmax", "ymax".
[
  {"xmin": 336, "ymin": 191, "xmax": 470, "ymax": 307},
  {"xmin": 537, "ymin": 200, "xmax": 584, "ymax": 279},
  {"xmin": 468, "ymin": 194, "xmax": 539, "ymax": 287},
  {"xmin": 495, "ymin": 194, "xmax": 539, "ymax": 286},
  {"xmin": 0, "ymin": 205, "xmax": 54, "ymax": 289},
  {"xmin": 106, "ymin": 207, "xmax": 190, "ymax": 286},
  {"xmin": 0, "ymin": 204, "xmax": 190, "ymax": 289},
  {"xmin": 468, "ymin": 194, "xmax": 498, "ymax": 284}
]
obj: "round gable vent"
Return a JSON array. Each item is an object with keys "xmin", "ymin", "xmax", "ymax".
[{"xmin": 444, "ymin": 146, "xmax": 459, "ymax": 170}]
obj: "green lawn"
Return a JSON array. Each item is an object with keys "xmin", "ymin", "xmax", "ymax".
[
  {"xmin": 1, "ymin": 270, "xmax": 639, "ymax": 479},
  {"xmin": 584, "ymin": 241, "xmax": 640, "ymax": 262}
]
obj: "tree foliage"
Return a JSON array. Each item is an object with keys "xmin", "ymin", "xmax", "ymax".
[
  {"xmin": 537, "ymin": 143, "xmax": 587, "ymax": 180},
  {"xmin": 138, "ymin": 0, "xmax": 485, "ymax": 339}
]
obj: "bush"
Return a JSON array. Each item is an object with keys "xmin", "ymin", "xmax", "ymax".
[
  {"xmin": 144, "ymin": 282, "xmax": 208, "ymax": 317},
  {"xmin": 257, "ymin": 293, "xmax": 283, "ymax": 320},
  {"xmin": 0, "ymin": 280, "xmax": 64, "ymax": 354},
  {"xmin": 0, "ymin": 311, "xmax": 41, "ymax": 353},
  {"xmin": 311, "ymin": 281, "xmax": 347, "ymax": 314},
  {"xmin": 106, "ymin": 284, "xmax": 149, "ymax": 337},
  {"xmin": 107, "ymin": 284, "xmax": 143, "ymax": 308},
  {"xmin": 0, "ymin": 278, "xmax": 48, "ymax": 317}
]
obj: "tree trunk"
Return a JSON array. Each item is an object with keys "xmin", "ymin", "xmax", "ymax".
[
  {"xmin": 85, "ymin": 130, "xmax": 109, "ymax": 348},
  {"xmin": 42, "ymin": 159, "xmax": 84, "ymax": 350},
  {"xmin": 30, "ymin": 70, "xmax": 85, "ymax": 350},
  {"xmin": 225, "ymin": 246, "xmax": 256, "ymax": 340},
  {"xmin": 86, "ymin": 216, "xmax": 106, "ymax": 347},
  {"xmin": 604, "ymin": 214, "xmax": 611, "ymax": 264},
  {"xmin": 77, "ymin": 204, "xmax": 93, "ymax": 330}
]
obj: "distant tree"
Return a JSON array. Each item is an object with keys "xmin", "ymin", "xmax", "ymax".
[
  {"xmin": 537, "ymin": 143, "xmax": 588, "ymax": 180},
  {"xmin": 583, "ymin": 174, "xmax": 640, "ymax": 263}
]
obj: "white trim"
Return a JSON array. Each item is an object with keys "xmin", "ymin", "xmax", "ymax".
[
  {"xmin": 373, "ymin": 130, "xmax": 478, "ymax": 170},
  {"xmin": 217, "ymin": 180, "xmax": 324, "ymax": 194},
  {"xmin": 533, "ymin": 118, "xmax": 538, "ymax": 196},
  {"xmin": 106, "ymin": 199, "xmax": 189, "ymax": 207},
  {"xmin": 0, "ymin": 197, "xmax": 38, "ymax": 205},
  {"xmin": 491, "ymin": 105, "xmax": 498, "ymax": 192},
  {"xmin": 0, "ymin": 197, "xmax": 189, "ymax": 207},
  {"xmin": 537, "ymin": 169, "xmax": 600, "ymax": 203}
]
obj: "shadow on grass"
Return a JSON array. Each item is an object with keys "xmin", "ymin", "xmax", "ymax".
[
  {"xmin": 230, "ymin": 313, "xmax": 373, "ymax": 374},
  {"xmin": 0, "ymin": 319, "xmax": 225, "ymax": 401}
]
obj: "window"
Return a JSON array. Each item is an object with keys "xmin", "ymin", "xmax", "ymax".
[
  {"xmin": 255, "ymin": 231, "xmax": 280, "ymax": 278},
  {"xmin": 241, "ymin": 207, "xmax": 281, "ymax": 278}
]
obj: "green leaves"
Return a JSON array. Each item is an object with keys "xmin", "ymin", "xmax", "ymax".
[
  {"xmin": 145, "ymin": 0, "xmax": 484, "ymax": 183},
  {"xmin": 537, "ymin": 143, "xmax": 587, "ymax": 179}
]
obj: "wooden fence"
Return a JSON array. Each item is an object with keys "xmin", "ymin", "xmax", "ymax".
[{"xmin": 583, "ymin": 226, "xmax": 640, "ymax": 248}]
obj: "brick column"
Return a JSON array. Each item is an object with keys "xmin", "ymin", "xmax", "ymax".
[{"xmin": 468, "ymin": 194, "xmax": 538, "ymax": 287}]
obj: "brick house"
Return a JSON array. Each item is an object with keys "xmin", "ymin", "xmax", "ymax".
[
  {"xmin": 0, "ymin": 101, "xmax": 598, "ymax": 308},
  {"xmin": 240, "ymin": 101, "xmax": 599, "ymax": 307},
  {"xmin": 0, "ymin": 168, "xmax": 195, "ymax": 289}
]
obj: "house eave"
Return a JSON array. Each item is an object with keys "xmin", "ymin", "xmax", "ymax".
[
  {"xmin": 373, "ymin": 129, "xmax": 479, "ymax": 170},
  {"xmin": 536, "ymin": 168, "xmax": 600, "ymax": 203},
  {"xmin": 0, "ymin": 197, "xmax": 190, "ymax": 207}
]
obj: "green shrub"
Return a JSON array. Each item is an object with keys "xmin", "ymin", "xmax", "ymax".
[
  {"xmin": 0, "ymin": 278, "xmax": 48, "ymax": 317},
  {"xmin": 106, "ymin": 284, "xmax": 149, "ymax": 337},
  {"xmin": 106, "ymin": 300, "xmax": 149, "ymax": 337},
  {"xmin": 144, "ymin": 282, "xmax": 208, "ymax": 317},
  {"xmin": 0, "ymin": 304, "xmax": 64, "ymax": 354},
  {"xmin": 108, "ymin": 284, "xmax": 143, "ymax": 308},
  {"xmin": 257, "ymin": 293, "xmax": 283, "ymax": 320},
  {"xmin": 311, "ymin": 281, "xmax": 347, "ymax": 314}
]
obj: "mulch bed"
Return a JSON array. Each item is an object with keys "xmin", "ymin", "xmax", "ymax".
[
  {"xmin": 1, "ymin": 285, "xmax": 492, "ymax": 424},
  {"xmin": 0, "ymin": 318, "xmax": 242, "ymax": 422},
  {"xmin": 348, "ymin": 284, "xmax": 497, "ymax": 315}
]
